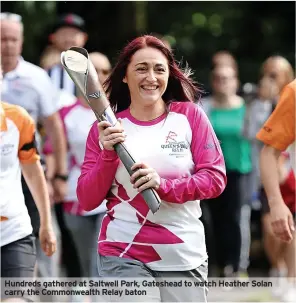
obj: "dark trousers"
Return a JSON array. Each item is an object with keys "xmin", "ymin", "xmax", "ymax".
[
  {"xmin": 1, "ymin": 234, "xmax": 36, "ymax": 301},
  {"xmin": 54, "ymin": 203, "xmax": 82, "ymax": 277},
  {"xmin": 1, "ymin": 234, "xmax": 36, "ymax": 278},
  {"xmin": 202, "ymin": 171, "xmax": 249, "ymax": 275},
  {"xmin": 22, "ymin": 176, "xmax": 81, "ymax": 277},
  {"xmin": 22, "ymin": 176, "xmax": 40, "ymax": 237}
]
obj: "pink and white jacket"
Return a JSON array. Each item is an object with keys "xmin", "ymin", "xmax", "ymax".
[
  {"xmin": 44, "ymin": 99, "xmax": 107, "ymax": 216},
  {"xmin": 77, "ymin": 101, "xmax": 226, "ymax": 271}
]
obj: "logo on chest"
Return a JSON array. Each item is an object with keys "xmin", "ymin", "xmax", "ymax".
[
  {"xmin": 161, "ymin": 131, "xmax": 189, "ymax": 157},
  {"xmin": 1, "ymin": 143, "xmax": 15, "ymax": 156}
]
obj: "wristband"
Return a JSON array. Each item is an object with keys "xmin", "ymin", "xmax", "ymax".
[{"xmin": 54, "ymin": 174, "xmax": 68, "ymax": 181}]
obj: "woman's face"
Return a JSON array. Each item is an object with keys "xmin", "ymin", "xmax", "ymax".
[
  {"xmin": 51, "ymin": 26, "xmax": 87, "ymax": 52},
  {"xmin": 89, "ymin": 53, "xmax": 111, "ymax": 85},
  {"xmin": 263, "ymin": 59, "xmax": 289, "ymax": 92},
  {"xmin": 212, "ymin": 53, "xmax": 236, "ymax": 69},
  {"xmin": 211, "ymin": 66, "xmax": 238, "ymax": 96},
  {"xmin": 123, "ymin": 47, "xmax": 169, "ymax": 106},
  {"xmin": 258, "ymin": 77, "xmax": 279, "ymax": 100}
]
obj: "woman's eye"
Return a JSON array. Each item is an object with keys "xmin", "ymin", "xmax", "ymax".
[
  {"xmin": 136, "ymin": 67, "xmax": 146, "ymax": 71},
  {"xmin": 155, "ymin": 66, "xmax": 166, "ymax": 72}
]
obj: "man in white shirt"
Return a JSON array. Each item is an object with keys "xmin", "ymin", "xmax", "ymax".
[{"xmin": 44, "ymin": 13, "xmax": 89, "ymax": 280}]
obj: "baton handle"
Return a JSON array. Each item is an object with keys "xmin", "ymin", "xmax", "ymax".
[{"xmin": 113, "ymin": 142, "xmax": 161, "ymax": 214}]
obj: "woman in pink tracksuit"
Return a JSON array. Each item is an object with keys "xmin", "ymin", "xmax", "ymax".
[{"xmin": 77, "ymin": 35, "xmax": 227, "ymax": 302}]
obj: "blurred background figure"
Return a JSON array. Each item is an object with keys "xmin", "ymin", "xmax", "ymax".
[
  {"xmin": 211, "ymin": 50, "xmax": 238, "ymax": 70},
  {"xmin": 261, "ymin": 56, "xmax": 294, "ymax": 94},
  {"xmin": 211, "ymin": 50, "xmax": 259, "ymax": 103},
  {"xmin": 40, "ymin": 45, "xmax": 77, "ymax": 110},
  {"xmin": 40, "ymin": 45, "xmax": 61, "ymax": 70},
  {"xmin": 89, "ymin": 52, "xmax": 112, "ymax": 85},
  {"xmin": 243, "ymin": 76, "xmax": 279, "ymax": 198},
  {"xmin": 41, "ymin": 13, "xmax": 89, "ymax": 281},
  {"xmin": 46, "ymin": 13, "xmax": 88, "ymax": 97},
  {"xmin": 202, "ymin": 64, "xmax": 252, "ymax": 278},
  {"xmin": 203, "ymin": 50, "xmax": 239, "ymax": 97}
]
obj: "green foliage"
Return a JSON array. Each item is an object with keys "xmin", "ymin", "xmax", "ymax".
[
  {"xmin": 147, "ymin": 1, "xmax": 295, "ymax": 85},
  {"xmin": 11, "ymin": 1, "xmax": 56, "ymax": 60},
  {"xmin": 2, "ymin": 1, "xmax": 294, "ymax": 88}
]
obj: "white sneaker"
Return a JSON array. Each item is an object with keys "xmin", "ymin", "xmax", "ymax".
[
  {"xmin": 269, "ymin": 268, "xmax": 286, "ymax": 299},
  {"xmin": 281, "ymin": 287, "xmax": 296, "ymax": 302},
  {"xmin": 271, "ymin": 285, "xmax": 283, "ymax": 299}
]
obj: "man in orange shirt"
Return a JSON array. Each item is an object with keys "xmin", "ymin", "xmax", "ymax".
[
  {"xmin": 257, "ymin": 79, "xmax": 295, "ymax": 243},
  {"xmin": 1, "ymin": 100, "xmax": 57, "ymax": 276},
  {"xmin": 257, "ymin": 80, "xmax": 295, "ymax": 301}
]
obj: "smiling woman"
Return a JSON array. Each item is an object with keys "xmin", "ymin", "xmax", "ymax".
[
  {"xmin": 77, "ymin": 35, "xmax": 227, "ymax": 302},
  {"xmin": 104, "ymin": 35, "xmax": 199, "ymax": 113},
  {"xmin": 123, "ymin": 47, "xmax": 169, "ymax": 120}
]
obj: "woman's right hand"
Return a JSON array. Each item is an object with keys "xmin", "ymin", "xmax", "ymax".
[
  {"xmin": 270, "ymin": 202, "xmax": 294, "ymax": 243},
  {"xmin": 98, "ymin": 119, "xmax": 126, "ymax": 151}
]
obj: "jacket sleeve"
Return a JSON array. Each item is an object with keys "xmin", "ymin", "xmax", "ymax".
[
  {"xmin": 76, "ymin": 123, "xmax": 120, "ymax": 211},
  {"xmin": 156, "ymin": 105, "xmax": 227, "ymax": 203},
  {"xmin": 42, "ymin": 104, "xmax": 73, "ymax": 155}
]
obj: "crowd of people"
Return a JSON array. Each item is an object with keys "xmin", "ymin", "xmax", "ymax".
[{"xmin": 0, "ymin": 11, "xmax": 295, "ymax": 303}]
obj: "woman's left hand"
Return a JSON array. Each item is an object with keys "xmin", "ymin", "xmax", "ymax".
[{"xmin": 130, "ymin": 163, "xmax": 161, "ymax": 192}]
